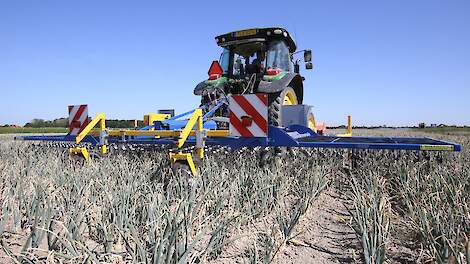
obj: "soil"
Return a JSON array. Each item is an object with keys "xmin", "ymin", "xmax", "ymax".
[
  {"xmin": 270, "ymin": 186, "xmax": 361, "ymax": 264},
  {"xmin": 209, "ymin": 184, "xmax": 362, "ymax": 264}
]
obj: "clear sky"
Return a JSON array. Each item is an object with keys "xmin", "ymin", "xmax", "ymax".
[{"xmin": 1, "ymin": 0, "xmax": 469, "ymax": 126}]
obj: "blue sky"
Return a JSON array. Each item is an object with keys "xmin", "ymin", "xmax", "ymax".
[{"xmin": 1, "ymin": 0, "xmax": 469, "ymax": 126}]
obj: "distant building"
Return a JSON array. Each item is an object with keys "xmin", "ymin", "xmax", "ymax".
[{"xmin": 418, "ymin": 123, "xmax": 426, "ymax": 128}]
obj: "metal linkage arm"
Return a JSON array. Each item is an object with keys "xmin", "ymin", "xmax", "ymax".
[
  {"xmin": 178, "ymin": 109, "xmax": 202, "ymax": 148},
  {"xmin": 76, "ymin": 112, "xmax": 106, "ymax": 144},
  {"xmin": 71, "ymin": 112, "xmax": 107, "ymax": 158},
  {"xmin": 170, "ymin": 108, "xmax": 205, "ymax": 176}
]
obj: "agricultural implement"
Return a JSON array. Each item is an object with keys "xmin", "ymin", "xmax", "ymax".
[{"xmin": 16, "ymin": 27, "xmax": 461, "ymax": 175}]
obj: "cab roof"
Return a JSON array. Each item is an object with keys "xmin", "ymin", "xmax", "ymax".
[{"xmin": 215, "ymin": 27, "xmax": 297, "ymax": 53}]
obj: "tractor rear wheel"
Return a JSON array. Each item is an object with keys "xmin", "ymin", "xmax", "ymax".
[{"xmin": 268, "ymin": 87, "xmax": 298, "ymax": 127}]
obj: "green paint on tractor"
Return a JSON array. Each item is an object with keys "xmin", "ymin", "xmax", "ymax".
[
  {"xmin": 262, "ymin": 71, "xmax": 287, "ymax": 82},
  {"xmin": 205, "ymin": 76, "xmax": 227, "ymax": 87}
]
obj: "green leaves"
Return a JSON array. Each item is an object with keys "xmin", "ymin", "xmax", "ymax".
[
  {"xmin": 349, "ymin": 174, "xmax": 390, "ymax": 264},
  {"xmin": 0, "ymin": 142, "xmax": 334, "ymax": 262}
]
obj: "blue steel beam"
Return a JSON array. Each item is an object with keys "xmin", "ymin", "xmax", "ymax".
[{"xmin": 17, "ymin": 125, "xmax": 461, "ymax": 152}]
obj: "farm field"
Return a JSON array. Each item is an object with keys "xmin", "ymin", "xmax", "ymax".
[
  {"xmin": 0, "ymin": 129, "xmax": 468, "ymax": 263},
  {"xmin": 0, "ymin": 127, "xmax": 68, "ymax": 134},
  {"xmin": 413, "ymin": 126, "xmax": 470, "ymax": 134}
]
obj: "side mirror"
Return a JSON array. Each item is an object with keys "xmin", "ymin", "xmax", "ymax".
[
  {"xmin": 294, "ymin": 63, "xmax": 300, "ymax": 73},
  {"xmin": 305, "ymin": 62, "xmax": 313, "ymax": 70},
  {"xmin": 304, "ymin": 50, "xmax": 312, "ymax": 62}
]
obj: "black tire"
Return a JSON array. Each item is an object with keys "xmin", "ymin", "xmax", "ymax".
[{"xmin": 268, "ymin": 87, "xmax": 297, "ymax": 127}]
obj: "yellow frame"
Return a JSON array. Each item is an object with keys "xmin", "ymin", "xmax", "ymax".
[
  {"xmin": 168, "ymin": 109, "xmax": 205, "ymax": 176},
  {"xmin": 169, "ymin": 152, "xmax": 197, "ymax": 176},
  {"xmin": 71, "ymin": 109, "xmax": 216, "ymax": 176},
  {"xmin": 76, "ymin": 112, "xmax": 106, "ymax": 144},
  {"xmin": 337, "ymin": 115, "xmax": 353, "ymax": 137},
  {"xmin": 72, "ymin": 112, "xmax": 107, "ymax": 155},
  {"xmin": 69, "ymin": 147, "xmax": 89, "ymax": 161},
  {"xmin": 88, "ymin": 129, "xmax": 229, "ymax": 138}
]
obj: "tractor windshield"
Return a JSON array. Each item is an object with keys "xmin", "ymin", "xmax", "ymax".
[
  {"xmin": 219, "ymin": 48, "xmax": 230, "ymax": 74},
  {"xmin": 266, "ymin": 40, "xmax": 292, "ymax": 72},
  {"xmin": 219, "ymin": 41, "xmax": 291, "ymax": 77},
  {"xmin": 218, "ymin": 46, "xmax": 265, "ymax": 77}
]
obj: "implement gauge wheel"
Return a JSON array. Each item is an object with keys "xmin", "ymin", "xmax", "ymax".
[{"xmin": 268, "ymin": 87, "xmax": 298, "ymax": 127}]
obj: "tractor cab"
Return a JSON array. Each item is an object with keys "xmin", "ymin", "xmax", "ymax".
[
  {"xmin": 218, "ymin": 38, "xmax": 294, "ymax": 78},
  {"xmin": 194, "ymin": 27, "xmax": 313, "ymax": 128},
  {"xmin": 215, "ymin": 28, "xmax": 301, "ymax": 78}
]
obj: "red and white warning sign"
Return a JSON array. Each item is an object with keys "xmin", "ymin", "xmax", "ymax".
[
  {"xmin": 68, "ymin": 105, "xmax": 89, "ymax": 135},
  {"xmin": 229, "ymin": 93, "xmax": 268, "ymax": 137}
]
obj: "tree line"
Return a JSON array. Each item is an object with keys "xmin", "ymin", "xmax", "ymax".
[{"xmin": 24, "ymin": 118, "xmax": 140, "ymax": 128}]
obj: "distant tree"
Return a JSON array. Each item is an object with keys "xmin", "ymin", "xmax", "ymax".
[
  {"xmin": 24, "ymin": 117, "xmax": 69, "ymax": 127},
  {"xmin": 106, "ymin": 119, "xmax": 135, "ymax": 128},
  {"xmin": 29, "ymin": 119, "xmax": 46, "ymax": 128},
  {"xmin": 24, "ymin": 117, "xmax": 135, "ymax": 128},
  {"xmin": 52, "ymin": 118, "xmax": 68, "ymax": 127}
]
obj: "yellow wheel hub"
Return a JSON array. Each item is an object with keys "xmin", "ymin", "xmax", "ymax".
[{"xmin": 283, "ymin": 90, "xmax": 298, "ymax": 105}]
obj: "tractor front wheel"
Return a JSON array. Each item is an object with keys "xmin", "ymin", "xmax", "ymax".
[{"xmin": 268, "ymin": 87, "xmax": 298, "ymax": 127}]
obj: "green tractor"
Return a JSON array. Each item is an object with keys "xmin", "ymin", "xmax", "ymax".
[{"xmin": 194, "ymin": 27, "xmax": 314, "ymax": 129}]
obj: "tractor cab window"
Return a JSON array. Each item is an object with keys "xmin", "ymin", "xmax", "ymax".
[
  {"xmin": 219, "ymin": 49, "xmax": 247, "ymax": 77},
  {"xmin": 233, "ymin": 51, "xmax": 266, "ymax": 77},
  {"xmin": 233, "ymin": 53, "xmax": 245, "ymax": 76},
  {"xmin": 219, "ymin": 42, "xmax": 268, "ymax": 77},
  {"xmin": 233, "ymin": 41, "xmax": 266, "ymax": 76},
  {"xmin": 266, "ymin": 40, "xmax": 292, "ymax": 72},
  {"xmin": 219, "ymin": 48, "xmax": 230, "ymax": 74},
  {"xmin": 249, "ymin": 51, "xmax": 265, "ymax": 69}
]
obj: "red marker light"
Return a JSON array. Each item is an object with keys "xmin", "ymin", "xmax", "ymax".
[
  {"xmin": 266, "ymin": 68, "xmax": 281, "ymax": 76},
  {"xmin": 208, "ymin": 60, "xmax": 223, "ymax": 80},
  {"xmin": 241, "ymin": 116, "xmax": 253, "ymax": 127},
  {"xmin": 208, "ymin": 74, "xmax": 220, "ymax": 80}
]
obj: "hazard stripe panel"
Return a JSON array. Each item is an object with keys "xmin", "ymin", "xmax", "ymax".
[
  {"xmin": 68, "ymin": 105, "xmax": 89, "ymax": 135},
  {"xmin": 229, "ymin": 113, "xmax": 254, "ymax": 137},
  {"xmin": 229, "ymin": 94, "xmax": 268, "ymax": 137}
]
